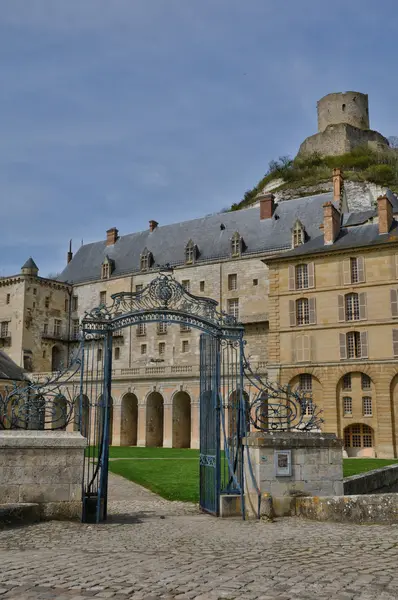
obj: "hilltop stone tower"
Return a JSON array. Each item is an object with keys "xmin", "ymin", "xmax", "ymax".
[{"xmin": 298, "ymin": 91, "xmax": 389, "ymax": 157}]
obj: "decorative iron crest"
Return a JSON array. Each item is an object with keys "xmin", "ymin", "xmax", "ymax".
[
  {"xmin": 82, "ymin": 272, "xmax": 242, "ymax": 335},
  {"xmin": 243, "ymin": 356, "xmax": 323, "ymax": 432},
  {"xmin": 0, "ymin": 347, "xmax": 82, "ymax": 430}
]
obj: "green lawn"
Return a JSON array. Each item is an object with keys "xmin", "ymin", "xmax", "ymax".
[{"xmin": 107, "ymin": 447, "xmax": 398, "ymax": 503}]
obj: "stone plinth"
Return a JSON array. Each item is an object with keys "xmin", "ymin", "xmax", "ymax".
[
  {"xmin": 244, "ymin": 431, "xmax": 343, "ymax": 517},
  {"xmin": 0, "ymin": 431, "xmax": 86, "ymax": 520}
]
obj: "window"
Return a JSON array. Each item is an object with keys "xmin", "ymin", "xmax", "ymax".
[
  {"xmin": 45, "ymin": 297, "xmax": 50, "ymax": 309},
  {"xmin": 6, "ymin": 294, "xmax": 10, "ymax": 304},
  {"xmin": 54, "ymin": 319, "xmax": 61, "ymax": 336},
  {"xmin": 180, "ymin": 324, "xmax": 191, "ymax": 332},
  {"xmin": 141, "ymin": 344, "xmax": 147, "ymax": 355},
  {"xmin": 361, "ymin": 374, "xmax": 371, "ymax": 390},
  {"xmin": 72, "ymin": 296, "xmax": 78, "ymax": 311},
  {"xmin": 72, "ymin": 319, "xmax": 79, "ymax": 339},
  {"xmin": 140, "ymin": 248, "xmax": 152, "ymax": 272},
  {"xmin": 97, "ymin": 348, "xmax": 102, "ymax": 362},
  {"xmin": 101, "ymin": 263, "xmax": 109, "ymax": 279},
  {"xmin": 296, "ymin": 298, "xmax": 309, "ymax": 326},
  {"xmin": 0, "ymin": 322, "xmax": 8, "ymax": 337},
  {"xmin": 299, "ymin": 374, "xmax": 312, "ymax": 391},
  {"xmin": 350, "ymin": 257, "xmax": 358, "ymax": 283},
  {"xmin": 185, "ymin": 240, "xmax": 196, "ymax": 264},
  {"xmin": 182, "ymin": 280, "xmax": 190, "ymax": 292},
  {"xmin": 100, "ymin": 291, "xmax": 106, "ymax": 305},
  {"xmin": 231, "ymin": 232, "xmax": 241, "ymax": 257},
  {"xmin": 343, "ymin": 374, "xmax": 352, "ymax": 390},
  {"xmin": 33, "ymin": 302, "xmax": 36, "ymax": 309},
  {"xmin": 393, "ymin": 329, "xmax": 398, "ymax": 357},
  {"xmin": 158, "ymin": 322, "xmax": 167, "ymax": 335},
  {"xmin": 296, "ymin": 264, "xmax": 308, "ymax": 289},
  {"xmin": 344, "ymin": 424, "xmax": 373, "ymax": 448},
  {"xmin": 346, "ymin": 331, "xmax": 361, "ymax": 359},
  {"xmin": 345, "ymin": 293, "xmax": 359, "ymax": 321},
  {"xmin": 294, "ymin": 335, "xmax": 311, "ymax": 362},
  {"xmin": 137, "ymin": 323, "xmax": 146, "ymax": 336},
  {"xmin": 200, "ymin": 281, "xmax": 205, "ymax": 292},
  {"xmin": 33, "ymin": 288, "xmax": 37, "ymax": 295},
  {"xmin": 135, "ymin": 284, "xmax": 143, "ymax": 293},
  {"xmin": 182, "ymin": 340, "xmax": 189, "ymax": 353},
  {"xmin": 159, "ymin": 342, "xmax": 165, "ymax": 356},
  {"xmin": 42, "ymin": 350, "xmax": 46, "ymax": 359},
  {"xmin": 343, "ymin": 256, "xmax": 365, "ymax": 284},
  {"xmin": 343, "ymin": 397, "xmax": 352, "ymax": 416},
  {"xmin": 227, "ymin": 298, "xmax": 239, "ymax": 320},
  {"xmin": 43, "ymin": 323, "xmax": 48, "ymax": 335},
  {"xmin": 363, "ymin": 396, "xmax": 372, "ymax": 417},
  {"xmin": 114, "ymin": 347, "xmax": 120, "ymax": 360},
  {"xmin": 293, "ymin": 221, "xmax": 304, "ymax": 247},
  {"xmin": 64, "ymin": 298, "xmax": 68, "ymax": 312},
  {"xmin": 253, "ymin": 279, "xmax": 258, "ymax": 286},
  {"xmin": 228, "ymin": 274, "xmax": 237, "ymax": 291}
]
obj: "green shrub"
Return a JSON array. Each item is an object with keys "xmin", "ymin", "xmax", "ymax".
[{"xmin": 364, "ymin": 164, "xmax": 397, "ymax": 186}]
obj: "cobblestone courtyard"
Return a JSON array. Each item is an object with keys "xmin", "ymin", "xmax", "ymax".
[{"xmin": 1, "ymin": 474, "xmax": 398, "ymax": 600}]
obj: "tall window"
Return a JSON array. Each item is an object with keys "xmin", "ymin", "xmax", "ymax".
[
  {"xmin": 295, "ymin": 264, "xmax": 308, "ymax": 289},
  {"xmin": 45, "ymin": 296, "xmax": 50, "ymax": 309},
  {"xmin": 293, "ymin": 222, "xmax": 304, "ymax": 247},
  {"xmin": 159, "ymin": 342, "xmax": 166, "ymax": 356},
  {"xmin": 343, "ymin": 256, "xmax": 365, "ymax": 284},
  {"xmin": 114, "ymin": 347, "xmax": 120, "ymax": 360},
  {"xmin": 343, "ymin": 397, "xmax": 352, "ymax": 416},
  {"xmin": 102, "ymin": 263, "xmax": 109, "ymax": 279},
  {"xmin": 228, "ymin": 274, "xmax": 237, "ymax": 291},
  {"xmin": 200, "ymin": 281, "xmax": 205, "ymax": 292},
  {"xmin": 1, "ymin": 322, "xmax": 8, "ymax": 337},
  {"xmin": 100, "ymin": 291, "xmax": 106, "ymax": 305},
  {"xmin": 182, "ymin": 340, "xmax": 189, "ymax": 353},
  {"xmin": 298, "ymin": 374, "xmax": 313, "ymax": 415},
  {"xmin": 227, "ymin": 298, "xmax": 239, "ymax": 320},
  {"xmin": 343, "ymin": 373, "xmax": 352, "ymax": 390},
  {"xmin": 231, "ymin": 232, "xmax": 241, "ymax": 257},
  {"xmin": 296, "ymin": 298, "xmax": 309, "ymax": 326},
  {"xmin": 363, "ymin": 396, "xmax": 372, "ymax": 417},
  {"xmin": 141, "ymin": 344, "xmax": 147, "ymax": 355},
  {"xmin": 350, "ymin": 257, "xmax": 359, "ymax": 283},
  {"xmin": 346, "ymin": 331, "xmax": 361, "ymax": 359},
  {"xmin": 158, "ymin": 322, "xmax": 167, "ymax": 334},
  {"xmin": 72, "ymin": 319, "xmax": 79, "ymax": 339},
  {"xmin": 6, "ymin": 294, "xmax": 10, "ymax": 304},
  {"xmin": 345, "ymin": 293, "xmax": 359, "ymax": 321},
  {"xmin": 185, "ymin": 240, "xmax": 196, "ymax": 264},
  {"xmin": 97, "ymin": 348, "xmax": 102, "ymax": 362},
  {"xmin": 137, "ymin": 323, "xmax": 146, "ymax": 336},
  {"xmin": 182, "ymin": 280, "xmax": 190, "ymax": 292},
  {"xmin": 54, "ymin": 319, "xmax": 61, "ymax": 337},
  {"xmin": 299, "ymin": 374, "xmax": 312, "ymax": 391},
  {"xmin": 72, "ymin": 296, "xmax": 78, "ymax": 311},
  {"xmin": 64, "ymin": 298, "xmax": 69, "ymax": 312},
  {"xmin": 361, "ymin": 374, "xmax": 371, "ymax": 390},
  {"xmin": 43, "ymin": 322, "xmax": 48, "ymax": 335},
  {"xmin": 140, "ymin": 248, "xmax": 152, "ymax": 272}
]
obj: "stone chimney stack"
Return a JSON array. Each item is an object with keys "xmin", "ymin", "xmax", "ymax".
[
  {"xmin": 333, "ymin": 168, "xmax": 343, "ymax": 204},
  {"xmin": 323, "ymin": 202, "xmax": 341, "ymax": 245},
  {"xmin": 67, "ymin": 240, "xmax": 73, "ymax": 264},
  {"xmin": 377, "ymin": 195, "xmax": 393, "ymax": 234},
  {"xmin": 259, "ymin": 193, "xmax": 276, "ymax": 220},
  {"xmin": 149, "ymin": 220, "xmax": 158, "ymax": 232},
  {"xmin": 106, "ymin": 227, "xmax": 119, "ymax": 246}
]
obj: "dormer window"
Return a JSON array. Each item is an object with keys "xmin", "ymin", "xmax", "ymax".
[
  {"xmin": 101, "ymin": 256, "xmax": 114, "ymax": 279},
  {"xmin": 185, "ymin": 239, "xmax": 197, "ymax": 265},
  {"xmin": 231, "ymin": 232, "xmax": 242, "ymax": 257},
  {"xmin": 292, "ymin": 220, "xmax": 305, "ymax": 248},
  {"xmin": 140, "ymin": 248, "xmax": 153, "ymax": 272}
]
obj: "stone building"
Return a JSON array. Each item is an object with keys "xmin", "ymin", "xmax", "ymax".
[
  {"xmin": 265, "ymin": 188, "xmax": 398, "ymax": 458},
  {"xmin": 298, "ymin": 91, "xmax": 389, "ymax": 157}
]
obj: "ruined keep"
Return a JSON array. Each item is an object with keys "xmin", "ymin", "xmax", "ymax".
[{"xmin": 298, "ymin": 91, "xmax": 389, "ymax": 157}]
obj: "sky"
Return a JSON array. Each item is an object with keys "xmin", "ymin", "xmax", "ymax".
[{"xmin": 1, "ymin": 0, "xmax": 397, "ymax": 277}]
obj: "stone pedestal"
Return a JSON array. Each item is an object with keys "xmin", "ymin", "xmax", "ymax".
[
  {"xmin": 244, "ymin": 431, "xmax": 343, "ymax": 517},
  {"xmin": 0, "ymin": 430, "xmax": 86, "ymax": 520}
]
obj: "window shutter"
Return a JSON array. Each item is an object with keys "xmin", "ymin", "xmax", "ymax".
[
  {"xmin": 338, "ymin": 295, "xmax": 345, "ymax": 322},
  {"xmin": 310, "ymin": 336, "xmax": 316, "ymax": 362},
  {"xmin": 291, "ymin": 335, "xmax": 296, "ymax": 363},
  {"xmin": 296, "ymin": 336, "xmax": 303, "ymax": 362},
  {"xmin": 288, "ymin": 265, "xmax": 295, "ymax": 291},
  {"xmin": 360, "ymin": 331, "xmax": 368, "ymax": 359},
  {"xmin": 303, "ymin": 335, "xmax": 311, "ymax": 362},
  {"xmin": 395, "ymin": 254, "xmax": 398, "ymax": 279},
  {"xmin": 308, "ymin": 262, "xmax": 315, "ymax": 288},
  {"xmin": 343, "ymin": 259, "xmax": 351, "ymax": 285},
  {"xmin": 339, "ymin": 333, "xmax": 347, "ymax": 360},
  {"xmin": 393, "ymin": 329, "xmax": 398, "ymax": 357},
  {"xmin": 359, "ymin": 292, "xmax": 367, "ymax": 320},
  {"xmin": 391, "ymin": 289, "xmax": 398, "ymax": 317},
  {"xmin": 357, "ymin": 256, "xmax": 365, "ymax": 283},
  {"xmin": 289, "ymin": 300, "xmax": 296, "ymax": 326},
  {"xmin": 309, "ymin": 297, "xmax": 316, "ymax": 324}
]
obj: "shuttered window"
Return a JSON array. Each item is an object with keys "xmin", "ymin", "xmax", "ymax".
[
  {"xmin": 343, "ymin": 257, "xmax": 365, "ymax": 284},
  {"xmin": 296, "ymin": 335, "xmax": 311, "ymax": 362},
  {"xmin": 391, "ymin": 289, "xmax": 398, "ymax": 317},
  {"xmin": 345, "ymin": 293, "xmax": 359, "ymax": 321},
  {"xmin": 341, "ymin": 331, "xmax": 368, "ymax": 360},
  {"xmin": 296, "ymin": 298, "xmax": 309, "ymax": 325},
  {"xmin": 393, "ymin": 329, "xmax": 398, "ymax": 357},
  {"xmin": 296, "ymin": 264, "xmax": 308, "ymax": 289}
]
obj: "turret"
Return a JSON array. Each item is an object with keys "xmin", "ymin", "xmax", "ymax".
[{"xmin": 21, "ymin": 257, "xmax": 39, "ymax": 277}]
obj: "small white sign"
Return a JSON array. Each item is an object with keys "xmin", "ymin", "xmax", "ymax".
[{"xmin": 274, "ymin": 450, "xmax": 292, "ymax": 477}]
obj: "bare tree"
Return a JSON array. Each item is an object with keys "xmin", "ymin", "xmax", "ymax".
[{"xmin": 388, "ymin": 136, "xmax": 398, "ymax": 149}]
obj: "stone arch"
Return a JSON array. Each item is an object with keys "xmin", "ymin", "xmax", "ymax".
[
  {"xmin": 120, "ymin": 393, "xmax": 138, "ymax": 446},
  {"xmin": 343, "ymin": 423, "xmax": 375, "ymax": 457},
  {"xmin": 73, "ymin": 395, "xmax": 90, "ymax": 437},
  {"xmin": 172, "ymin": 391, "xmax": 191, "ymax": 448},
  {"xmin": 146, "ymin": 391, "xmax": 164, "ymax": 447},
  {"xmin": 336, "ymin": 371, "xmax": 375, "ymax": 441},
  {"xmin": 51, "ymin": 345, "xmax": 62, "ymax": 371}
]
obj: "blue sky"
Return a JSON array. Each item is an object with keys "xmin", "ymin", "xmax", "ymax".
[{"xmin": 1, "ymin": 0, "xmax": 397, "ymax": 277}]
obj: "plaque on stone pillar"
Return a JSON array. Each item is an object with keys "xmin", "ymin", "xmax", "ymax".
[{"xmin": 274, "ymin": 449, "xmax": 292, "ymax": 477}]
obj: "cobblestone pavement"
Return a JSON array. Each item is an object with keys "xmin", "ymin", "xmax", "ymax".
[{"xmin": 1, "ymin": 474, "xmax": 398, "ymax": 600}]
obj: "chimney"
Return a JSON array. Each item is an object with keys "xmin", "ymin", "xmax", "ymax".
[
  {"xmin": 333, "ymin": 168, "xmax": 344, "ymax": 205},
  {"xmin": 67, "ymin": 239, "xmax": 73, "ymax": 264},
  {"xmin": 149, "ymin": 220, "xmax": 158, "ymax": 232},
  {"xmin": 323, "ymin": 201, "xmax": 341, "ymax": 245},
  {"xmin": 259, "ymin": 193, "xmax": 276, "ymax": 220},
  {"xmin": 106, "ymin": 227, "xmax": 119, "ymax": 246},
  {"xmin": 377, "ymin": 195, "xmax": 393, "ymax": 234}
]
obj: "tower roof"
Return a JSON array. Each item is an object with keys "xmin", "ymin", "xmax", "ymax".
[{"xmin": 21, "ymin": 257, "xmax": 38, "ymax": 270}]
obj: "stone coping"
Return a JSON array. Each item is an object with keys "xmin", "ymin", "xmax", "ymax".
[
  {"xmin": 244, "ymin": 431, "xmax": 342, "ymax": 449},
  {"xmin": 295, "ymin": 493, "xmax": 398, "ymax": 524},
  {"xmin": 0, "ymin": 431, "xmax": 87, "ymax": 448},
  {"xmin": 344, "ymin": 463, "xmax": 398, "ymax": 495}
]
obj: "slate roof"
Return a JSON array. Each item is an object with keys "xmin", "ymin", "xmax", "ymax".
[
  {"xmin": 0, "ymin": 350, "xmax": 26, "ymax": 381},
  {"xmin": 21, "ymin": 257, "xmax": 38, "ymax": 270},
  {"xmin": 58, "ymin": 192, "xmax": 333, "ymax": 284}
]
